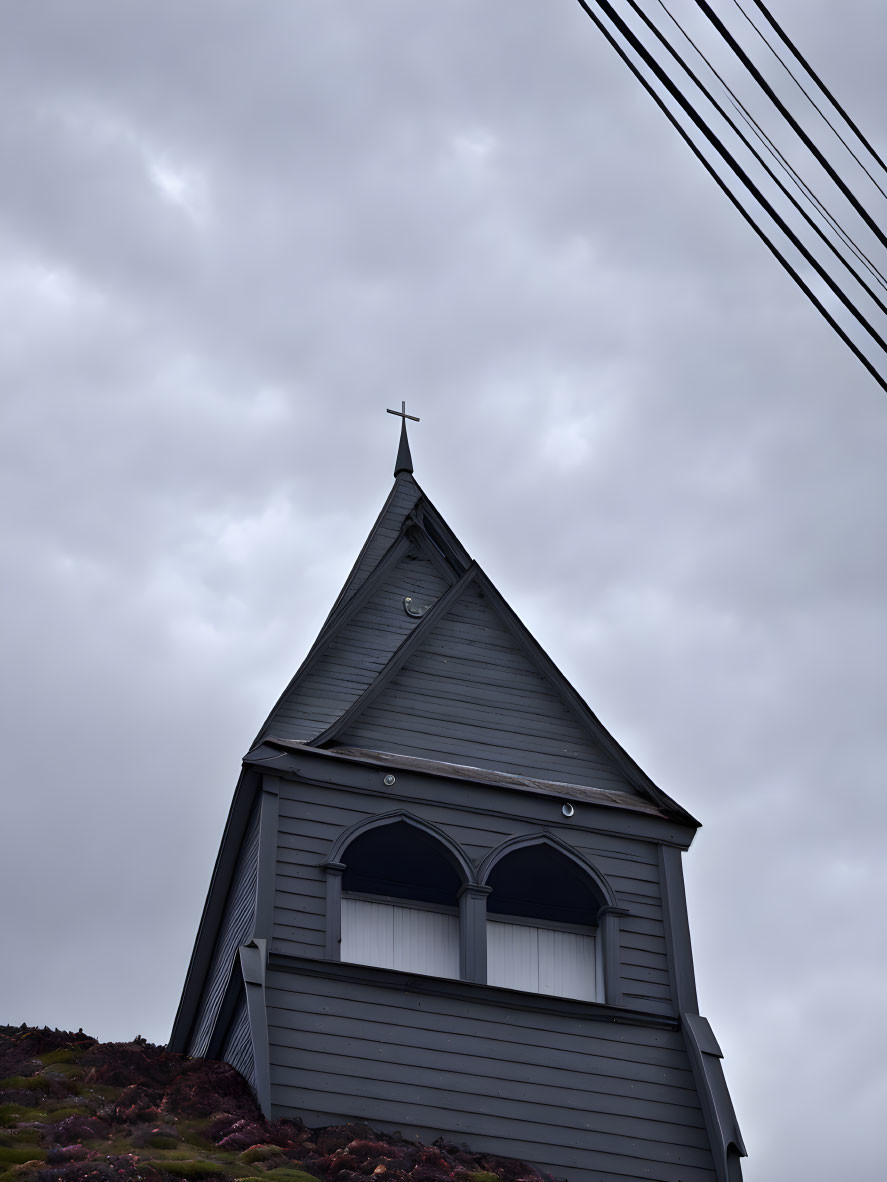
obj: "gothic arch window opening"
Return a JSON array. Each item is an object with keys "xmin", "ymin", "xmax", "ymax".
[
  {"xmin": 339, "ymin": 821, "xmax": 462, "ymax": 980},
  {"xmin": 485, "ymin": 844, "xmax": 605, "ymax": 1002}
]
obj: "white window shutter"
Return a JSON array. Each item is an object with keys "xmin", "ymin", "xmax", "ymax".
[
  {"xmin": 341, "ymin": 898, "xmax": 458, "ymax": 980},
  {"xmin": 487, "ymin": 919, "xmax": 597, "ymax": 1002},
  {"xmin": 538, "ymin": 927, "xmax": 597, "ymax": 1002},
  {"xmin": 487, "ymin": 920, "xmax": 539, "ymax": 993}
]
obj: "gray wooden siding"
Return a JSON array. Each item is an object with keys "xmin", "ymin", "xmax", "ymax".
[
  {"xmin": 340, "ymin": 583, "xmax": 639, "ymax": 794},
  {"xmin": 188, "ymin": 804, "xmax": 260, "ymax": 1057},
  {"xmin": 266, "ymin": 968, "xmax": 715, "ymax": 1182},
  {"xmin": 337, "ymin": 475, "xmax": 421, "ymax": 612},
  {"xmin": 272, "ymin": 776, "xmax": 673, "ymax": 1016},
  {"xmin": 222, "ymin": 989, "xmax": 256, "ymax": 1094},
  {"xmin": 265, "ymin": 548, "xmax": 449, "ymax": 744}
]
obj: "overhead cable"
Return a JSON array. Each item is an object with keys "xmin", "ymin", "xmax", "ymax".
[
  {"xmin": 691, "ymin": 0, "xmax": 887, "ymax": 253},
  {"xmin": 653, "ymin": 0, "xmax": 887, "ymax": 295},
  {"xmin": 742, "ymin": 0, "xmax": 887, "ymax": 181},
  {"xmin": 728, "ymin": 0, "xmax": 887, "ymax": 201},
  {"xmin": 619, "ymin": 0, "xmax": 887, "ymax": 328},
  {"xmin": 571, "ymin": 0, "xmax": 887, "ymax": 395}
]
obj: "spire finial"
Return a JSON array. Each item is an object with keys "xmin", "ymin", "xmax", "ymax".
[{"xmin": 387, "ymin": 401, "xmax": 419, "ymax": 476}]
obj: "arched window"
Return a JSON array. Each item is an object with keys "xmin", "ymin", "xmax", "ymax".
[
  {"xmin": 339, "ymin": 821, "xmax": 462, "ymax": 979},
  {"xmin": 485, "ymin": 844, "xmax": 605, "ymax": 1002}
]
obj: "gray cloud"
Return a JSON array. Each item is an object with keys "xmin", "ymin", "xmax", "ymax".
[{"xmin": 2, "ymin": 3, "xmax": 886, "ymax": 1179}]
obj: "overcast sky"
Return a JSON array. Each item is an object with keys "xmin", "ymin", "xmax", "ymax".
[{"xmin": 2, "ymin": 3, "xmax": 886, "ymax": 1180}]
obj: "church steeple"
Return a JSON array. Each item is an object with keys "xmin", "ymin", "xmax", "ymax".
[
  {"xmin": 249, "ymin": 419, "xmax": 691, "ymax": 822},
  {"xmin": 170, "ymin": 424, "xmax": 744, "ymax": 1182},
  {"xmin": 387, "ymin": 400, "xmax": 419, "ymax": 476}
]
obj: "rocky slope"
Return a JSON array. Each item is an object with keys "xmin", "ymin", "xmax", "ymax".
[{"xmin": 0, "ymin": 1027, "xmax": 555, "ymax": 1182}]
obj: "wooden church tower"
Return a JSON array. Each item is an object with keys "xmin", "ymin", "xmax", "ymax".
[{"xmin": 170, "ymin": 411, "xmax": 745, "ymax": 1182}]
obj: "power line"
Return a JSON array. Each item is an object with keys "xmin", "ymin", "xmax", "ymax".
[
  {"xmin": 729, "ymin": 0, "xmax": 887, "ymax": 201},
  {"xmin": 621, "ymin": 0, "xmax": 887, "ymax": 327},
  {"xmin": 743, "ymin": 0, "xmax": 887, "ymax": 181},
  {"xmin": 571, "ymin": 0, "xmax": 887, "ymax": 395},
  {"xmin": 573, "ymin": 0, "xmax": 887, "ymax": 361},
  {"xmin": 653, "ymin": 0, "xmax": 887, "ymax": 295},
  {"xmin": 691, "ymin": 0, "xmax": 887, "ymax": 254}
]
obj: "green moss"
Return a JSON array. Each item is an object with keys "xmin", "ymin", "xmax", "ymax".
[
  {"xmin": 144, "ymin": 1137, "xmax": 181, "ymax": 1151},
  {"xmin": 0, "ymin": 1165, "xmax": 43, "ymax": 1182},
  {"xmin": 0, "ymin": 1106, "xmax": 36, "ymax": 1125},
  {"xmin": 468, "ymin": 1173, "xmax": 501, "ymax": 1182},
  {"xmin": 39, "ymin": 1050, "xmax": 76, "ymax": 1067},
  {"xmin": 136, "ymin": 1150, "xmax": 214, "ymax": 1166},
  {"xmin": 0, "ymin": 1079, "xmax": 49, "ymax": 1093},
  {"xmin": 43, "ymin": 1065, "xmax": 84, "ymax": 1081},
  {"xmin": 82, "ymin": 1084, "xmax": 119, "ymax": 1102},
  {"xmin": 177, "ymin": 1123, "xmax": 218, "ymax": 1152},
  {"xmin": 237, "ymin": 1147, "xmax": 281, "ymax": 1164},
  {"xmin": 0, "ymin": 1133, "xmax": 41, "ymax": 1149},
  {"xmin": 152, "ymin": 1161, "xmax": 233, "ymax": 1179},
  {"xmin": 31, "ymin": 1106, "xmax": 84, "ymax": 1123},
  {"xmin": 0, "ymin": 1150, "xmax": 46, "ymax": 1168},
  {"xmin": 254, "ymin": 1170, "xmax": 319, "ymax": 1182}
]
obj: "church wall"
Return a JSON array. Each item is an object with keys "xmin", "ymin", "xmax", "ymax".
[
  {"xmin": 271, "ymin": 768, "xmax": 676, "ymax": 1017},
  {"xmin": 187, "ymin": 801, "xmax": 261, "ymax": 1058},
  {"xmin": 221, "ymin": 989, "xmax": 256, "ymax": 1095},
  {"xmin": 263, "ymin": 965, "xmax": 716, "ymax": 1182}
]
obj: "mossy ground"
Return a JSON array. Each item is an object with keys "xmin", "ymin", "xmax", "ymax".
[{"xmin": 0, "ymin": 1026, "xmax": 554, "ymax": 1182}]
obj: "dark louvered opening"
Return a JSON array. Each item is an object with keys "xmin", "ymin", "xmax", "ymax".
[
  {"xmin": 342, "ymin": 821, "xmax": 462, "ymax": 907},
  {"xmin": 487, "ymin": 845, "xmax": 603, "ymax": 927}
]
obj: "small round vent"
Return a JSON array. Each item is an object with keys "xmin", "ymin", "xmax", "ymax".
[{"xmin": 403, "ymin": 596, "xmax": 434, "ymax": 618}]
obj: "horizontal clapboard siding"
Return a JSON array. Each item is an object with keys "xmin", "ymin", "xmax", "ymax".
[
  {"xmin": 338, "ymin": 475, "xmax": 421, "ymax": 610},
  {"xmin": 272, "ymin": 778, "xmax": 673, "ymax": 1013},
  {"xmin": 340, "ymin": 582, "xmax": 639, "ymax": 793},
  {"xmin": 222, "ymin": 990, "xmax": 256, "ymax": 1094},
  {"xmin": 267, "ymin": 969, "xmax": 714, "ymax": 1182},
  {"xmin": 267, "ymin": 547, "xmax": 448, "ymax": 743},
  {"xmin": 189, "ymin": 803, "xmax": 260, "ymax": 1058}
]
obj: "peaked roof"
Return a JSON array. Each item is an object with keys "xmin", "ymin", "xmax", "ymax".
[{"xmin": 255, "ymin": 437, "xmax": 695, "ymax": 823}]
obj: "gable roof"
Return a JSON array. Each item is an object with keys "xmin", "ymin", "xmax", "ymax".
[{"xmin": 256, "ymin": 436, "xmax": 695, "ymax": 824}]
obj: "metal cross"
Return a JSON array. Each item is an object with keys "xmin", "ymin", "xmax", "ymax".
[{"xmin": 387, "ymin": 400, "xmax": 420, "ymax": 424}]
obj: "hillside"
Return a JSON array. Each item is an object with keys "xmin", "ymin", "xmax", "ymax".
[{"xmin": 0, "ymin": 1027, "xmax": 554, "ymax": 1182}]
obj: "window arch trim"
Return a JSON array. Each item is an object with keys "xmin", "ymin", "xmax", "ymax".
[
  {"xmin": 479, "ymin": 831, "xmax": 622, "ymax": 1004},
  {"xmin": 323, "ymin": 811, "xmax": 476, "ymax": 968},
  {"xmin": 326, "ymin": 809, "xmax": 476, "ymax": 885},
  {"xmin": 478, "ymin": 830, "xmax": 618, "ymax": 908}
]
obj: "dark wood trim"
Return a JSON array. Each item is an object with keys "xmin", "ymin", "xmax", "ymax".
[
  {"xmin": 458, "ymin": 884, "xmax": 491, "ymax": 984},
  {"xmin": 205, "ymin": 961, "xmax": 244, "ymax": 1061},
  {"xmin": 311, "ymin": 564, "xmax": 479, "ymax": 746},
  {"xmin": 470, "ymin": 565, "xmax": 699, "ymax": 826},
  {"xmin": 252, "ymin": 782, "xmax": 280, "ymax": 942},
  {"xmin": 343, "ymin": 892, "xmax": 460, "ymax": 917},
  {"xmin": 323, "ymin": 862, "xmax": 346, "ymax": 959},
  {"xmin": 406, "ymin": 522, "xmax": 461, "ymax": 585},
  {"xmin": 251, "ymin": 533, "xmax": 413, "ymax": 747},
  {"xmin": 682, "ymin": 1013, "xmax": 747, "ymax": 1181},
  {"xmin": 169, "ymin": 768, "xmax": 260, "ymax": 1052},
  {"xmin": 247, "ymin": 743, "xmax": 697, "ymax": 849},
  {"xmin": 320, "ymin": 474, "xmax": 418, "ymax": 629},
  {"xmin": 325, "ymin": 807, "xmax": 476, "ymax": 884},
  {"xmin": 410, "ymin": 487, "xmax": 473, "ymax": 569},
  {"xmin": 267, "ymin": 952, "xmax": 681, "ymax": 1031},
  {"xmin": 477, "ymin": 830, "xmax": 620, "ymax": 908},
  {"xmin": 313, "ymin": 531, "xmax": 414, "ymax": 648},
  {"xmin": 659, "ymin": 844, "xmax": 699, "ymax": 1015},
  {"xmin": 240, "ymin": 940, "xmax": 272, "ymax": 1116}
]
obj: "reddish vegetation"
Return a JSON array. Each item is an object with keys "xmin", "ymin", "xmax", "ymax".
[{"xmin": 0, "ymin": 1027, "xmax": 556, "ymax": 1182}]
